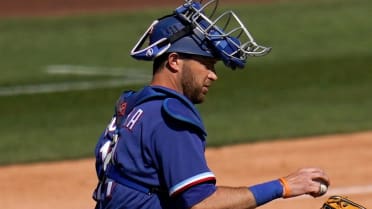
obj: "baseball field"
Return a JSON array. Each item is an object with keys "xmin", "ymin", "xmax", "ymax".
[{"xmin": 0, "ymin": 0, "xmax": 371, "ymax": 208}]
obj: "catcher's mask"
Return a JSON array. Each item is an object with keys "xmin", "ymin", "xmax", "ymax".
[{"xmin": 130, "ymin": 0, "xmax": 271, "ymax": 70}]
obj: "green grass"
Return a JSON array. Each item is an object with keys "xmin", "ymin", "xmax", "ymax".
[
  {"xmin": 202, "ymin": 54, "xmax": 372, "ymax": 145},
  {"xmin": 0, "ymin": 87, "xmax": 133, "ymax": 164},
  {"xmin": 0, "ymin": 0, "xmax": 371, "ymax": 164}
]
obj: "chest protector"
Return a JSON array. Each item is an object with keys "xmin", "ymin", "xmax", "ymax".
[{"xmin": 93, "ymin": 86, "xmax": 206, "ymax": 198}]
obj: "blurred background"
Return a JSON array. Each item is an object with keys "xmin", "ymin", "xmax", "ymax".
[
  {"xmin": 1, "ymin": 0, "xmax": 371, "ymax": 165},
  {"xmin": 0, "ymin": 0, "xmax": 371, "ymax": 209}
]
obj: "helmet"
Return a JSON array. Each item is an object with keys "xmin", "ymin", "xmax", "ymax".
[
  {"xmin": 131, "ymin": 0, "xmax": 271, "ymax": 70},
  {"xmin": 149, "ymin": 16, "xmax": 216, "ymax": 58}
]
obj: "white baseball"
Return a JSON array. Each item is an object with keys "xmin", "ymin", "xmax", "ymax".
[{"xmin": 319, "ymin": 182, "xmax": 328, "ymax": 195}]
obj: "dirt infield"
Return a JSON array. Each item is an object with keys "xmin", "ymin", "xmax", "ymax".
[
  {"xmin": 1, "ymin": 132, "xmax": 372, "ymax": 209},
  {"xmin": 1, "ymin": 1, "xmax": 371, "ymax": 209}
]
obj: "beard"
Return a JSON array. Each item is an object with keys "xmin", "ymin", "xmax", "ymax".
[{"xmin": 181, "ymin": 69, "xmax": 205, "ymax": 104}]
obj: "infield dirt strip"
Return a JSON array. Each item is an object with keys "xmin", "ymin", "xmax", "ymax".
[
  {"xmin": 1, "ymin": 132, "xmax": 371, "ymax": 209},
  {"xmin": 0, "ymin": 0, "xmax": 371, "ymax": 208}
]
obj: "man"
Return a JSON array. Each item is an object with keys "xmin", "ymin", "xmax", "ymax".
[{"xmin": 93, "ymin": 1, "xmax": 330, "ymax": 209}]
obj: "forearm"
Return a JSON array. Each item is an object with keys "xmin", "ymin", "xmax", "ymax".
[
  {"xmin": 191, "ymin": 186, "xmax": 257, "ymax": 209},
  {"xmin": 190, "ymin": 167, "xmax": 330, "ymax": 209}
]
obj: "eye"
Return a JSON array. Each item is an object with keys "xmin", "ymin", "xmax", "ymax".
[
  {"xmin": 197, "ymin": 59, "xmax": 211, "ymax": 69},
  {"xmin": 206, "ymin": 62, "xmax": 215, "ymax": 71},
  {"xmin": 203, "ymin": 60, "xmax": 217, "ymax": 71}
]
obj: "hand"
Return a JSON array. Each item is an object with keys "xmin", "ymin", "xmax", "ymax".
[{"xmin": 281, "ymin": 167, "xmax": 330, "ymax": 198}]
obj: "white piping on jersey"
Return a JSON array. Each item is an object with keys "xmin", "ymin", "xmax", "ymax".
[{"xmin": 169, "ymin": 171, "xmax": 216, "ymax": 196}]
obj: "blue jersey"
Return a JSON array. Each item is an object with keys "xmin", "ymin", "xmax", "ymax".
[{"xmin": 94, "ymin": 86, "xmax": 216, "ymax": 209}]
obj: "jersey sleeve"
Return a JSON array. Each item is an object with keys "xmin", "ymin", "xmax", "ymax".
[{"xmin": 151, "ymin": 122, "xmax": 216, "ymax": 208}]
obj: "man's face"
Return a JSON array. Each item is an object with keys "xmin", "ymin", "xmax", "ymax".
[{"xmin": 180, "ymin": 55, "xmax": 218, "ymax": 104}]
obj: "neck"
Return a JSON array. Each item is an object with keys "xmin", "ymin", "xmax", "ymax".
[{"xmin": 151, "ymin": 68, "xmax": 182, "ymax": 94}]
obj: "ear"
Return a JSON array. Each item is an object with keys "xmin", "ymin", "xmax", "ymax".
[{"xmin": 166, "ymin": 53, "xmax": 182, "ymax": 72}]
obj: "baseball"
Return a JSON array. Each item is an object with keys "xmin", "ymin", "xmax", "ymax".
[
  {"xmin": 319, "ymin": 182, "xmax": 328, "ymax": 195},
  {"xmin": 314, "ymin": 178, "xmax": 328, "ymax": 196}
]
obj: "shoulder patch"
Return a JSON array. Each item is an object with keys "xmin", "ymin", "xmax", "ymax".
[{"xmin": 162, "ymin": 98, "xmax": 207, "ymax": 136}]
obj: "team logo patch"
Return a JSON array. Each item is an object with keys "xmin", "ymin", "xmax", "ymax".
[{"xmin": 146, "ymin": 48, "xmax": 154, "ymax": 57}]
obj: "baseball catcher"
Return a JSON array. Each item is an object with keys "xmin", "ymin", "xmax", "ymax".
[{"xmin": 92, "ymin": 0, "xmax": 332, "ymax": 209}]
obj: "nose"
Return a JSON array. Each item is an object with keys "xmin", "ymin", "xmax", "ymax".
[{"xmin": 208, "ymin": 70, "xmax": 218, "ymax": 81}]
